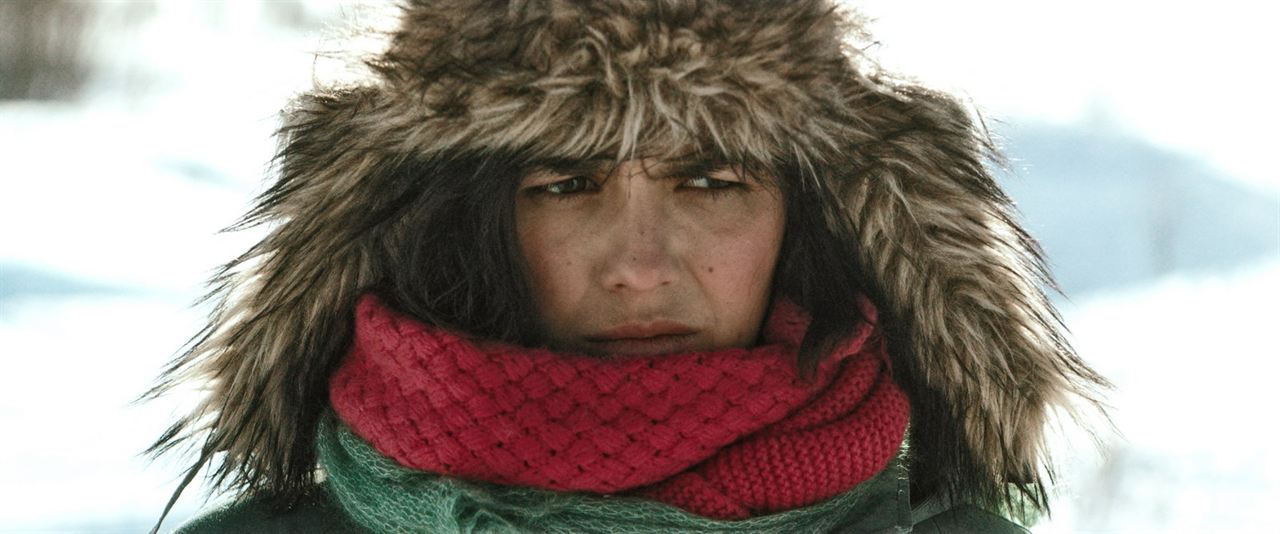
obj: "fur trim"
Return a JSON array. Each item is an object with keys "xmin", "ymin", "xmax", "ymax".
[{"xmin": 148, "ymin": 0, "xmax": 1107, "ymax": 520}]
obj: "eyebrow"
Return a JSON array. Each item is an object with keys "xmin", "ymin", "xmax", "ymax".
[{"xmin": 532, "ymin": 157, "xmax": 736, "ymax": 181}]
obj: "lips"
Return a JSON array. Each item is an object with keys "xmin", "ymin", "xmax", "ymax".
[
  {"xmin": 584, "ymin": 334, "xmax": 698, "ymax": 355},
  {"xmin": 585, "ymin": 321, "xmax": 699, "ymax": 355},
  {"xmin": 589, "ymin": 321, "xmax": 697, "ymax": 341}
]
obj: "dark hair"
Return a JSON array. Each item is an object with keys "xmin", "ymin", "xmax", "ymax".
[{"xmin": 377, "ymin": 149, "xmax": 872, "ymax": 378}]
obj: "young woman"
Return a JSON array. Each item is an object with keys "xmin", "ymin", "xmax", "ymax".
[{"xmin": 149, "ymin": 1, "xmax": 1107, "ymax": 532}]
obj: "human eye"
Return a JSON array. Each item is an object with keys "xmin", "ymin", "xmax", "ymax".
[
  {"xmin": 529, "ymin": 176, "xmax": 597, "ymax": 197},
  {"xmin": 681, "ymin": 175, "xmax": 743, "ymax": 196}
]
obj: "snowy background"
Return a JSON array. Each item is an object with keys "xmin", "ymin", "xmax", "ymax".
[{"xmin": 1, "ymin": 1, "xmax": 1276, "ymax": 532}]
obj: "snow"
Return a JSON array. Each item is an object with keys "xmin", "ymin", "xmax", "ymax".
[
  {"xmin": 1038, "ymin": 260, "xmax": 1280, "ymax": 532},
  {"xmin": 856, "ymin": 0, "xmax": 1280, "ymax": 196},
  {"xmin": 0, "ymin": 296, "xmax": 219, "ymax": 531}
]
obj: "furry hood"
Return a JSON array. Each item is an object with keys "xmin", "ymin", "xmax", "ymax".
[{"xmin": 150, "ymin": 0, "xmax": 1106, "ymax": 520}]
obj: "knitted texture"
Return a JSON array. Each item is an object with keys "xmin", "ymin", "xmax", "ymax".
[
  {"xmin": 316, "ymin": 412, "xmax": 913, "ymax": 534},
  {"xmin": 329, "ymin": 294, "xmax": 909, "ymax": 519}
]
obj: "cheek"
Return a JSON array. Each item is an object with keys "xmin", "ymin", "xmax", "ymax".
[
  {"xmin": 695, "ymin": 225, "xmax": 779, "ymax": 284},
  {"xmin": 701, "ymin": 191, "xmax": 784, "ymax": 269},
  {"xmin": 515, "ymin": 210, "xmax": 581, "ymax": 316},
  {"xmin": 514, "ymin": 201, "xmax": 604, "ymax": 332},
  {"xmin": 683, "ymin": 196, "xmax": 786, "ymax": 339}
]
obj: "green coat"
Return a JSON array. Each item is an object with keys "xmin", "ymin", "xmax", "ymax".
[
  {"xmin": 178, "ymin": 498, "xmax": 1020, "ymax": 534},
  {"xmin": 175, "ymin": 478, "xmax": 1027, "ymax": 534}
]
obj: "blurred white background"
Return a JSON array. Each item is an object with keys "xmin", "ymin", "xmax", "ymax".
[{"xmin": 1, "ymin": 1, "xmax": 1276, "ymax": 532}]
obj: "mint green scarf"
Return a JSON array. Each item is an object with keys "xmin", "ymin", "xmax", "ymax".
[{"xmin": 316, "ymin": 413, "xmax": 911, "ymax": 533}]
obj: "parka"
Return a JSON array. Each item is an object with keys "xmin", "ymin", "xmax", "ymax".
[{"xmin": 147, "ymin": 1, "xmax": 1108, "ymax": 532}]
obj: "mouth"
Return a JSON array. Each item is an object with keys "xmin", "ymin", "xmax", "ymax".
[
  {"xmin": 584, "ymin": 333, "xmax": 698, "ymax": 356},
  {"xmin": 584, "ymin": 322, "xmax": 699, "ymax": 355}
]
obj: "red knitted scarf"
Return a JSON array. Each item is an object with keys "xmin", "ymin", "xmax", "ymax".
[{"xmin": 329, "ymin": 294, "xmax": 910, "ymax": 520}]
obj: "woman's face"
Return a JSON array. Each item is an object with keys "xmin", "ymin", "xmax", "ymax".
[{"xmin": 515, "ymin": 157, "xmax": 786, "ymax": 356}]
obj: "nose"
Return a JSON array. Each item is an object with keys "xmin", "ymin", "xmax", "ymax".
[{"xmin": 597, "ymin": 184, "xmax": 678, "ymax": 293}]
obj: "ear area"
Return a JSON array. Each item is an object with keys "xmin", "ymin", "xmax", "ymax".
[
  {"xmin": 842, "ymin": 84, "xmax": 1109, "ymax": 511},
  {"xmin": 145, "ymin": 87, "xmax": 415, "ymax": 507}
]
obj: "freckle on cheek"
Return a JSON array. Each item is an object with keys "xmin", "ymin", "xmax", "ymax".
[{"xmin": 707, "ymin": 266, "xmax": 714, "ymax": 273}]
